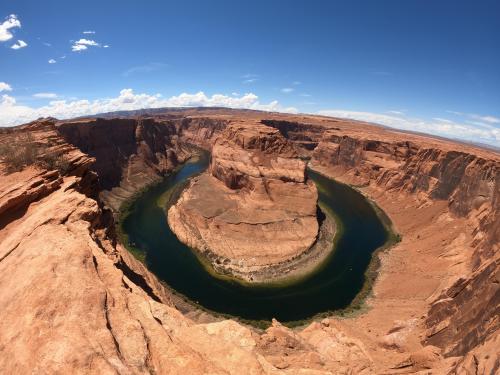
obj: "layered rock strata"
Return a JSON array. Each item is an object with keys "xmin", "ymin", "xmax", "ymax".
[
  {"xmin": 56, "ymin": 116, "xmax": 228, "ymax": 213},
  {"xmin": 168, "ymin": 121, "xmax": 331, "ymax": 282},
  {"xmin": 0, "ymin": 109, "xmax": 499, "ymax": 373}
]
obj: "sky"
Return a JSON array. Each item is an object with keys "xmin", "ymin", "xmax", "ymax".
[{"xmin": 0, "ymin": 0, "xmax": 499, "ymax": 147}]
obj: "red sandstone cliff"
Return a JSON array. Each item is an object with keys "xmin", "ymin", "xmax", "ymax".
[
  {"xmin": 0, "ymin": 109, "xmax": 498, "ymax": 374},
  {"xmin": 309, "ymin": 128, "xmax": 499, "ymax": 372},
  {"xmin": 56, "ymin": 116, "xmax": 228, "ymax": 212},
  {"xmin": 168, "ymin": 121, "xmax": 324, "ymax": 282}
]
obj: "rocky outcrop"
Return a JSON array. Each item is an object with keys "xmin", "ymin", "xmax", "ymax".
[
  {"xmin": 56, "ymin": 116, "xmax": 228, "ymax": 213},
  {"xmin": 168, "ymin": 121, "xmax": 329, "ymax": 282},
  {"xmin": 1, "ymin": 109, "xmax": 499, "ymax": 373},
  {"xmin": 261, "ymin": 119, "xmax": 326, "ymax": 152}
]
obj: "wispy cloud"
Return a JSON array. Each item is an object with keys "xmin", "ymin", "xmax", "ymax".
[
  {"xmin": 242, "ymin": 74, "xmax": 259, "ymax": 84},
  {"xmin": 318, "ymin": 109, "xmax": 500, "ymax": 147},
  {"xmin": 82, "ymin": 30, "xmax": 95, "ymax": 34},
  {"xmin": 387, "ymin": 110, "xmax": 405, "ymax": 115},
  {"xmin": 42, "ymin": 42, "xmax": 52, "ymax": 47},
  {"xmin": 432, "ymin": 117, "xmax": 453, "ymax": 123},
  {"xmin": 0, "ymin": 82, "xmax": 12, "ymax": 92},
  {"xmin": 10, "ymin": 39, "xmax": 27, "ymax": 49},
  {"xmin": 469, "ymin": 114, "xmax": 500, "ymax": 124},
  {"xmin": 281, "ymin": 87, "xmax": 294, "ymax": 93},
  {"xmin": 446, "ymin": 110, "xmax": 464, "ymax": 116},
  {"xmin": 0, "ymin": 89, "xmax": 297, "ymax": 126},
  {"xmin": 0, "ymin": 14, "xmax": 21, "ymax": 42},
  {"xmin": 48, "ymin": 59, "xmax": 56, "ymax": 64},
  {"xmin": 292, "ymin": 81, "xmax": 301, "ymax": 85},
  {"xmin": 33, "ymin": 92, "xmax": 58, "ymax": 99},
  {"xmin": 446, "ymin": 111, "xmax": 500, "ymax": 125},
  {"xmin": 466, "ymin": 120, "xmax": 495, "ymax": 129},
  {"xmin": 300, "ymin": 93, "xmax": 312, "ymax": 97},
  {"xmin": 122, "ymin": 62, "xmax": 168, "ymax": 77}
]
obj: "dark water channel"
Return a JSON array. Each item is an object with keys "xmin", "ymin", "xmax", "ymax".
[{"xmin": 120, "ymin": 152, "xmax": 393, "ymax": 323}]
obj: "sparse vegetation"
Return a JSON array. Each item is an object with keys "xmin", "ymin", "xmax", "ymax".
[{"xmin": 0, "ymin": 132, "xmax": 71, "ymax": 174}]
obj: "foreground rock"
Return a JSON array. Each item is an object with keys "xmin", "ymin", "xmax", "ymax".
[{"xmin": 168, "ymin": 121, "xmax": 331, "ymax": 282}]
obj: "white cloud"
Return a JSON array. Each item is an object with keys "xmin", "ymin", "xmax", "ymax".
[
  {"xmin": 243, "ymin": 78, "xmax": 258, "ymax": 84},
  {"xmin": 48, "ymin": 59, "xmax": 56, "ymax": 64},
  {"xmin": 123, "ymin": 62, "xmax": 167, "ymax": 77},
  {"xmin": 0, "ymin": 14, "xmax": 21, "ymax": 42},
  {"xmin": 242, "ymin": 74, "xmax": 259, "ymax": 84},
  {"xmin": 469, "ymin": 114, "xmax": 500, "ymax": 124},
  {"xmin": 43, "ymin": 42, "xmax": 51, "ymax": 47},
  {"xmin": 0, "ymin": 89, "xmax": 297, "ymax": 127},
  {"xmin": 10, "ymin": 39, "xmax": 27, "ymax": 49},
  {"xmin": 71, "ymin": 38, "xmax": 100, "ymax": 52},
  {"xmin": 432, "ymin": 117, "xmax": 453, "ymax": 123},
  {"xmin": 83, "ymin": 30, "xmax": 95, "ymax": 34},
  {"xmin": 103, "ymin": 45, "xmax": 109, "ymax": 48},
  {"xmin": 0, "ymin": 82, "xmax": 12, "ymax": 92},
  {"xmin": 72, "ymin": 44, "xmax": 87, "ymax": 52},
  {"xmin": 75, "ymin": 38, "xmax": 98, "ymax": 46},
  {"xmin": 33, "ymin": 92, "xmax": 58, "ymax": 99},
  {"xmin": 281, "ymin": 88, "xmax": 294, "ymax": 93},
  {"xmin": 318, "ymin": 109, "xmax": 500, "ymax": 147},
  {"xmin": 447, "ymin": 111, "xmax": 499, "ymax": 125}
]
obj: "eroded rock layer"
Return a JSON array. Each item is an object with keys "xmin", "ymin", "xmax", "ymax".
[
  {"xmin": 168, "ymin": 122, "xmax": 324, "ymax": 281},
  {"xmin": 1, "ymin": 108, "xmax": 499, "ymax": 374}
]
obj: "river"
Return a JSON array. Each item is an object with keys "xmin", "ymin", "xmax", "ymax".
[{"xmin": 119, "ymin": 152, "xmax": 393, "ymax": 323}]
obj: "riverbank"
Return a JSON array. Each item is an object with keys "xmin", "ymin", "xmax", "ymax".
[
  {"xmin": 118, "ymin": 155, "xmax": 396, "ymax": 324},
  {"xmin": 309, "ymin": 162, "xmax": 475, "ymax": 369}
]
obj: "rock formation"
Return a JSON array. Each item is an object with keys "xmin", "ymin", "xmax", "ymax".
[
  {"xmin": 0, "ymin": 108, "xmax": 498, "ymax": 374},
  {"xmin": 56, "ymin": 116, "xmax": 228, "ymax": 213},
  {"xmin": 168, "ymin": 121, "xmax": 329, "ymax": 282}
]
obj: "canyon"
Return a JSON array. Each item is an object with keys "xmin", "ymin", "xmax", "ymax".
[
  {"xmin": 167, "ymin": 121, "xmax": 333, "ymax": 282},
  {"xmin": 0, "ymin": 108, "xmax": 498, "ymax": 374}
]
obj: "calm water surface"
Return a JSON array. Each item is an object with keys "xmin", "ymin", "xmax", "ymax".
[{"xmin": 120, "ymin": 153, "xmax": 390, "ymax": 322}]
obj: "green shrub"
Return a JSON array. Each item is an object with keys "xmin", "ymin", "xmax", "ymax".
[
  {"xmin": 0, "ymin": 133, "xmax": 39, "ymax": 172},
  {"xmin": 0, "ymin": 133, "xmax": 71, "ymax": 174}
]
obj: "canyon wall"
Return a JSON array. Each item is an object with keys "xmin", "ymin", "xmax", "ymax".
[
  {"xmin": 309, "ymin": 128, "xmax": 500, "ymax": 366},
  {"xmin": 56, "ymin": 116, "xmax": 228, "ymax": 212},
  {"xmin": 0, "ymin": 110, "xmax": 498, "ymax": 373}
]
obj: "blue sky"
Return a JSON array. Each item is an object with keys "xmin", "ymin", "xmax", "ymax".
[{"xmin": 0, "ymin": 0, "xmax": 499, "ymax": 146}]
